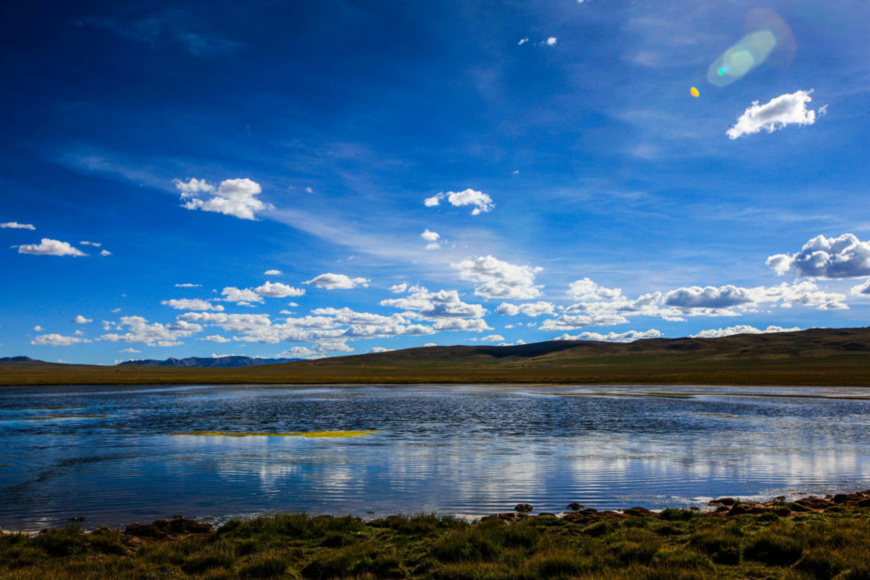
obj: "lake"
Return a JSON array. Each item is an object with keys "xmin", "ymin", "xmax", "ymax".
[{"xmin": 1, "ymin": 383, "xmax": 869, "ymax": 532}]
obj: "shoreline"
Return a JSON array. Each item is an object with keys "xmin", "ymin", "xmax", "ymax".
[
  {"xmin": 3, "ymin": 490, "xmax": 870, "ymax": 579},
  {"xmin": 4, "ymin": 488, "xmax": 868, "ymax": 536}
]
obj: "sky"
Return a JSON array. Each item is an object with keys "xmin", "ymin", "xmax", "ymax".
[{"xmin": 3, "ymin": 0, "xmax": 870, "ymax": 364}]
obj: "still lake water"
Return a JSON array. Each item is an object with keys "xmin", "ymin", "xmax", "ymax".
[{"xmin": 1, "ymin": 383, "xmax": 869, "ymax": 531}]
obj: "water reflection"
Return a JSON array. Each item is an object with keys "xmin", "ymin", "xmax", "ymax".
[{"xmin": 0, "ymin": 384, "xmax": 869, "ymax": 531}]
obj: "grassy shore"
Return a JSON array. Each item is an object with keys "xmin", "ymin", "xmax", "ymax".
[{"xmin": 3, "ymin": 492, "xmax": 870, "ymax": 579}]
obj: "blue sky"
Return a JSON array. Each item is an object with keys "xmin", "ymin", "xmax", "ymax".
[{"xmin": 3, "ymin": 0, "xmax": 870, "ymax": 364}]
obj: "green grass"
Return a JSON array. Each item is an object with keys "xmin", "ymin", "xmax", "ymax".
[{"xmin": 4, "ymin": 507, "xmax": 870, "ymax": 579}]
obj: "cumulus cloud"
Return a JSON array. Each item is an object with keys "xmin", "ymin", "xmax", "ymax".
[
  {"xmin": 264, "ymin": 269, "xmax": 282, "ymax": 276},
  {"xmin": 767, "ymin": 234, "xmax": 870, "ymax": 279},
  {"xmin": 73, "ymin": 315, "xmax": 93, "ymax": 324},
  {"xmin": 101, "ymin": 316, "xmax": 202, "ymax": 345},
  {"xmin": 1, "ymin": 222, "xmax": 35, "ymax": 230},
  {"xmin": 33, "ymin": 325, "xmax": 43, "ymax": 332},
  {"xmin": 221, "ymin": 287, "xmax": 264, "ymax": 303},
  {"xmin": 370, "ymin": 346, "xmax": 394, "ymax": 353},
  {"xmin": 254, "ymin": 281, "xmax": 305, "ymax": 298},
  {"xmin": 16, "ymin": 238, "xmax": 86, "ymax": 257},
  {"xmin": 554, "ymin": 329, "xmax": 662, "ymax": 342},
  {"xmin": 421, "ymin": 229, "xmax": 441, "ymax": 250},
  {"xmin": 540, "ymin": 313, "xmax": 630, "ymax": 330},
  {"xmin": 100, "ymin": 249, "xmax": 112, "ymax": 256},
  {"xmin": 481, "ymin": 334, "xmax": 505, "ymax": 342},
  {"xmin": 691, "ymin": 325, "xmax": 801, "ymax": 339},
  {"xmin": 390, "ymin": 283, "xmax": 408, "ymax": 293},
  {"xmin": 424, "ymin": 189, "xmax": 495, "ymax": 215},
  {"xmin": 663, "ymin": 285, "xmax": 753, "ymax": 310},
  {"xmin": 303, "ymin": 273, "xmax": 370, "ymax": 290},
  {"xmin": 454, "ymin": 255, "xmax": 543, "ymax": 300},
  {"xmin": 850, "ymin": 279, "xmax": 870, "ymax": 295},
  {"xmin": 31, "ymin": 334, "xmax": 91, "ymax": 346},
  {"xmin": 161, "ymin": 299, "xmax": 224, "ymax": 311},
  {"xmin": 79, "ymin": 241, "xmax": 101, "ymax": 247},
  {"xmin": 727, "ymin": 90, "xmax": 820, "ymax": 139},
  {"xmin": 381, "ymin": 288, "xmax": 487, "ymax": 319},
  {"xmin": 201, "ymin": 335, "xmax": 232, "ymax": 343},
  {"xmin": 569, "ymin": 278, "xmax": 623, "ymax": 301},
  {"xmin": 518, "ymin": 38, "xmax": 529, "ymax": 45},
  {"xmin": 495, "ymin": 301, "xmax": 555, "ymax": 317},
  {"xmin": 176, "ymin": 177, "xmax": 272, "ymax": 220},
  {"xmin": 546, "ymin": 37, "xmax": 557, "ymax": 46},
  {"xmin": 119, "ymin": 348, "xmax": 140, "ymax": 353}
]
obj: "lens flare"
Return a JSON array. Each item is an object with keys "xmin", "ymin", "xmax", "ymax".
[
  {"xmin": 707, "ymin": 9, "xmax": 796, "ymax": 88},
  {"xmin": 707, "ymin": 30, "xmax": 777, "ymax": 87},
  {"xmin": 690, "ymin": 87, "xmax": 700, "ymax": 97}
]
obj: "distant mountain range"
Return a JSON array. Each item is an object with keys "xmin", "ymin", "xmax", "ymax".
[
  {"xmin": 0, "ymin": 356, "xmax": 35, "ymax": 362},
  {"xmin": 118, "ymin": 356, "xmax": 301, "ymax": 368}
]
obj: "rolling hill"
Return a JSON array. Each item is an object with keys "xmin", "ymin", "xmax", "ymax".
[{"xmin": 2, "ymin": 327, "xmax": 870, "ymax": 387}]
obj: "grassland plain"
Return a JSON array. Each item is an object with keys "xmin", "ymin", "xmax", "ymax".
[
  {"xmin": 2, "ymin": 492, "xmax": 870, "ymax": 579},
  {"xmin": 3, "ymin": 327, "xmax": 870, "ymax": 387}
]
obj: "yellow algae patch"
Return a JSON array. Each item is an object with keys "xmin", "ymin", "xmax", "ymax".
[{"xmin": 172, "ymin": 430, "xmax": 379, "ymax": 438}]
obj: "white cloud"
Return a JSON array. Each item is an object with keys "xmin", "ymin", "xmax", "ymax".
[
  {"xmin": 100, "ymin": 316, "xmax": 202, "ymax": 345},
  {"xmin": 421, "ymin": 229, "xmax": 441, "ymax": 250},
  {"xmin": 767, "ymin": 234, "xmax": 870, "ymax": 279},
  {"xmin": 303, "ymin": 273, "xmax": 370, "ymax": 290},
  {"xmin": 518, "ymin": 38, "xmax": 529, "ymax": 45},
  {"xmin": 370, "ymin": 346, "xmax": 395, "ymax": 353},
  {"xmin": 554, "ymin": 329, "xmax": 662, "ymax": 342},
  {"xmin": 254, "ymin": 281, "xmax": 306, "ymax": 298},
  {"xmin": 16, "ymin": 238, "xmax": 86, "ymax": 257},
  {"xmin": 727, "ymin": 90, "xmax": 820, "ymax": 139},
  {"xmin": 161, "ymin": 299, "xmax": 224, "ymax": 311},
  {"xmin": 264, "ymin": 269, "xmax": 282, "ymax": 276},
  {"xmin": 496, "ymin": 301, "xmax": 555, "ymax": 317},
  {"xmin": 389, "ymin": 283, "xmax": 408, "ymax": 293},
  {"xmin": 119, "ymin": 348, "xmax": 141, "ymax": 353},
  {"xmin": 424, "ymin": 342, "xmax": 437, "ymax": 347},
  {"xmin": 79, "ymin": 241, "xmax": 101, "ymax": 247},
  {"xmin": 454, "ymin": 255, "xmax": 543, "ymax": 300},
  {"xmin": 100, "ymin": 249, "xmax": 112, "ymax": 256},
  {"xmin": 850, "ymin": 279, "xmax": 870, "ymax": 295},
  {"xmin": 663, "ymin": 285, "xmax": 753, "ymax": 309},
  {"xmin": 540, "ymin": 313, "xmax": 630, "ymax": 330},
  {"xmin": 31, "ymin": 334, "xmax": 91, "ymax": 346},
  {"xmin": 691, "ymin": 325, "xmax": 801, "ymax": 339},
  {"xmin": 201, "ymin": 335, "xmax": 232, "ymax": 343},
  {"xmin": 431, "ymin": 318, "xmax": 492, "ymax": 332},
  {"xmin": 33, "ymin": 325, "xmax": 43, "ymax": 332},
  {"xmin": 546, "ymin": 37, "xmax": 557, "ymax": 46},
  {"xmin": 175, "ymin": 283, "xmax": 202, "ymax": 288},
  {"xmin": 381, "ymin": 288, "xmax": 487, "ymax": 319},
  {"xmin": 481, "ymin": 334, "xmax": 505, "ymax": 342},
  {"xmin": 177, "ymin": 177, "xmax": 272, "ymax": 220},
  {"xmin": 424, "ymin": 189, "xmax": 495, "ymax": 215},
  {"xmin": 1, "ymin": 222, "xmax": 35, "ymax": 230},
  {"xmin": 73, "ymin": 315, "xmax": 93, "ymax": 324},
  {"xmin": 569, "ymin": 278, "xmax": 623, "ymax": 301},
  {"xmin": 221, "ymin": 287, "xmax": 264, "ymax": 303}
]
